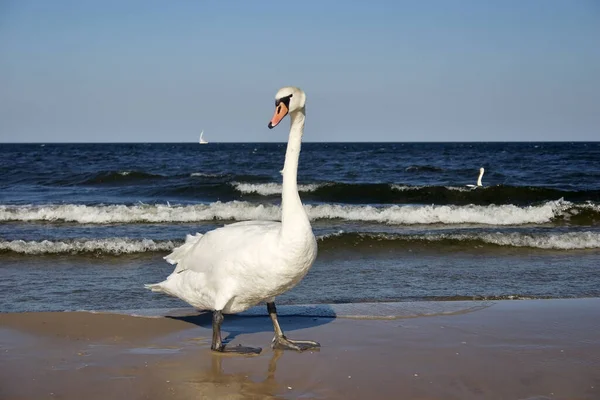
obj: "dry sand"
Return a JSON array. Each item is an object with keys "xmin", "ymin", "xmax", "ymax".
[{"xmin": 1, "ymin": 299, "xmax": 599, "ymax": 400}]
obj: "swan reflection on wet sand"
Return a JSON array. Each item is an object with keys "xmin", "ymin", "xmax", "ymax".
[
  {"xmin": 154, "ymin": 347, "xmax": 325, "ymax": 399},
  {"xmin": 206, "ymin": 350, "xmax": 283, "ymax": 398}
]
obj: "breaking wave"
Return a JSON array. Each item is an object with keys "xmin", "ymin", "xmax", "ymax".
[
  {"xmin": 0, "ymin": 200, "xmax": 589, "ymax": 225},
  {"xmin": 0, "ymin": 200, "xmax": 598, "ymax": 225},
  {"xmin": 2, "ymin": 230, "xmax": 599, "ymax": 255},
  {"xmin": 231, "ymin": 182, "xmax": 600, "ymax": 205},
  {"xmin": 232, "ymin": 182, "xmax": 324, "ymax": 195},
  {"xmin": 0, "ymin": 238, "xmax": 178, "ymax": 255},
  {"xmin": 318, "ymin": 231, "xmax": 600, "ymax": 250}
]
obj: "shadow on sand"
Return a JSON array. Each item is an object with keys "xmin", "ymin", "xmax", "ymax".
[{"xmin": 167, "ymin": 303, "xmax": 337, "ymax": 345}]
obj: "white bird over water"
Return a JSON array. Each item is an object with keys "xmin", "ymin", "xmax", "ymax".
[
  {"xmin": 146, "ymin": 86, "xmax": 320, "ymax": 354},
  {"xmin": 466, "ymin": 167, "xmax": 485, "ymax": 188}
]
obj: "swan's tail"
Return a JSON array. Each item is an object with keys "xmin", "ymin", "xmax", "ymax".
[
  {"xmin": 144, "ymin": 232, "xmax": 204, "ymax": 292},
  {"xmin": 144, "ymin": 279, "xmax": 184, "ymax": 297},
  {"xmin": 144, "ymin": 282, "xmax": 165, "ymax": 292}
]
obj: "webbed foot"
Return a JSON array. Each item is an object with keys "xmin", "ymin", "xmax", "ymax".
[{"xmin": 271, "ymin": 335, "xmax": 320, "ymax": 352}]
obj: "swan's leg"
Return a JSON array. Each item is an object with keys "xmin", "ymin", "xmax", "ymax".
[
  {"xmin": 211, "ymin": 310, "xmax": 262, "ymax": 354},
  {"xmin": 267, "ymin": 302, "xmax": 320, "ymax": 351}
]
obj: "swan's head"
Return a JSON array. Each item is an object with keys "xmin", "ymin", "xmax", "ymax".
[
  {"xmin": 268, "ymin": 86, "xmax": 306, "ymax": 129},
  {"xmin": 480, "ymin": 167, "xmax": 485, "ymax": 174}
]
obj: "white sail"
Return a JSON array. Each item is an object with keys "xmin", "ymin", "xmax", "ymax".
[{"xmin": 199, "ymin": 130, "xmax": 208, "ymax": 144}]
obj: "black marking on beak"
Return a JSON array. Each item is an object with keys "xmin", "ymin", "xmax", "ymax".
[{"xmin": 275, "ymin": 94, "xmax": 293, "ymax": 109}]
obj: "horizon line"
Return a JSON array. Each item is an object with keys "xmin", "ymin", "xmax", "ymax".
[{"xmin": 1, "ymin": 140, "xmax": 599, "ymax": 145}]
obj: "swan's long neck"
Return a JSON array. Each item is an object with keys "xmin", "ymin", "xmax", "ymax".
[
  {"xmin": 477, "ymin": 169, "xmax": 484, "ymax": 186},
  {"xmin": 281, "ymin": 109, "xmax": 309, "ymax": 236}
]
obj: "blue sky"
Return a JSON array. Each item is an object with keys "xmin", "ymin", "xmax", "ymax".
[{"xmin": 0, "ymin": 0, "xmax": 598, "ymax": 142}]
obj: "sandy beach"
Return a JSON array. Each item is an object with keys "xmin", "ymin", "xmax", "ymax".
[{"xmin": 1, "ymin": 299, "xmax": 598, "ymax": 400}]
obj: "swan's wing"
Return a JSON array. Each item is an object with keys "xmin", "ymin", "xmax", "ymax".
[{"xmin": 166, "ymin": 220, "xmax": 282, "ymax": 274}]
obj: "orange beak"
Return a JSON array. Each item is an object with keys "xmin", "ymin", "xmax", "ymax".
[{"xmin": 268, "ymin": 102, "xmax": 289, "ymax": 129}]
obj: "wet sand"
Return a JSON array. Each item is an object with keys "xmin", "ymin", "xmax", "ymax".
[{"xmin": 1, "ymin": 299, "xmax": 599, "ymax": 400}]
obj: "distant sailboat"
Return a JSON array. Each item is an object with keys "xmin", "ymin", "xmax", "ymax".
[{"xmin": 199, "ymin": 130, "xmax": 208, "ymax": 144}]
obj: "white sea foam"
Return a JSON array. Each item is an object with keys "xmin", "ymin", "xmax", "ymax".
[
  {"xmin": 444, "ymin": 186, "xmax": 473, "ymax": 192},
  {"xmin": 232, "ymin": 182, "xmax": 323, "ymax": 195},
  {"xmin": 472, "ymin": 231, "xmax": 600, "ymax": 250},
  {"xmin": 318, "ymin": 231, "xmax": 600, "ymax": 250},
  {"xmin": 0, "ymin": 202, "xmax": 276, "ymax": 224},
  {"xmin": 390, "ymin": 184, "xmax": 423, "ymax": 191},
  {"xmin": 391, "ymin": 184, "xmax": 475, "ymax": 192},
  {"xmin": 0, "ymin": 238, "xmax": 178, "ymax": 255},
  {"xmin": 0, "ymin": 200, "xmax": 594, "ymax": 225},
  {"xmin": 413, "ymin": 231, "xmax": 600, "ymax": 250},
  {"xmin": 305, "ymin": 200, "xmax": 577, "ymax": 225},
  {"xmin": 3, "ymin": 230, "xmax": 597, "ymax": 255}
]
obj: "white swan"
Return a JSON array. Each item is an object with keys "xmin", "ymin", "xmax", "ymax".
[
  {"xmin": 146, "ymin": 86, "xmax": 319, "ymax": 354},
  {"xmin": 466, "ymin": 167, "xmax": 484, "ymax": 188}
]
